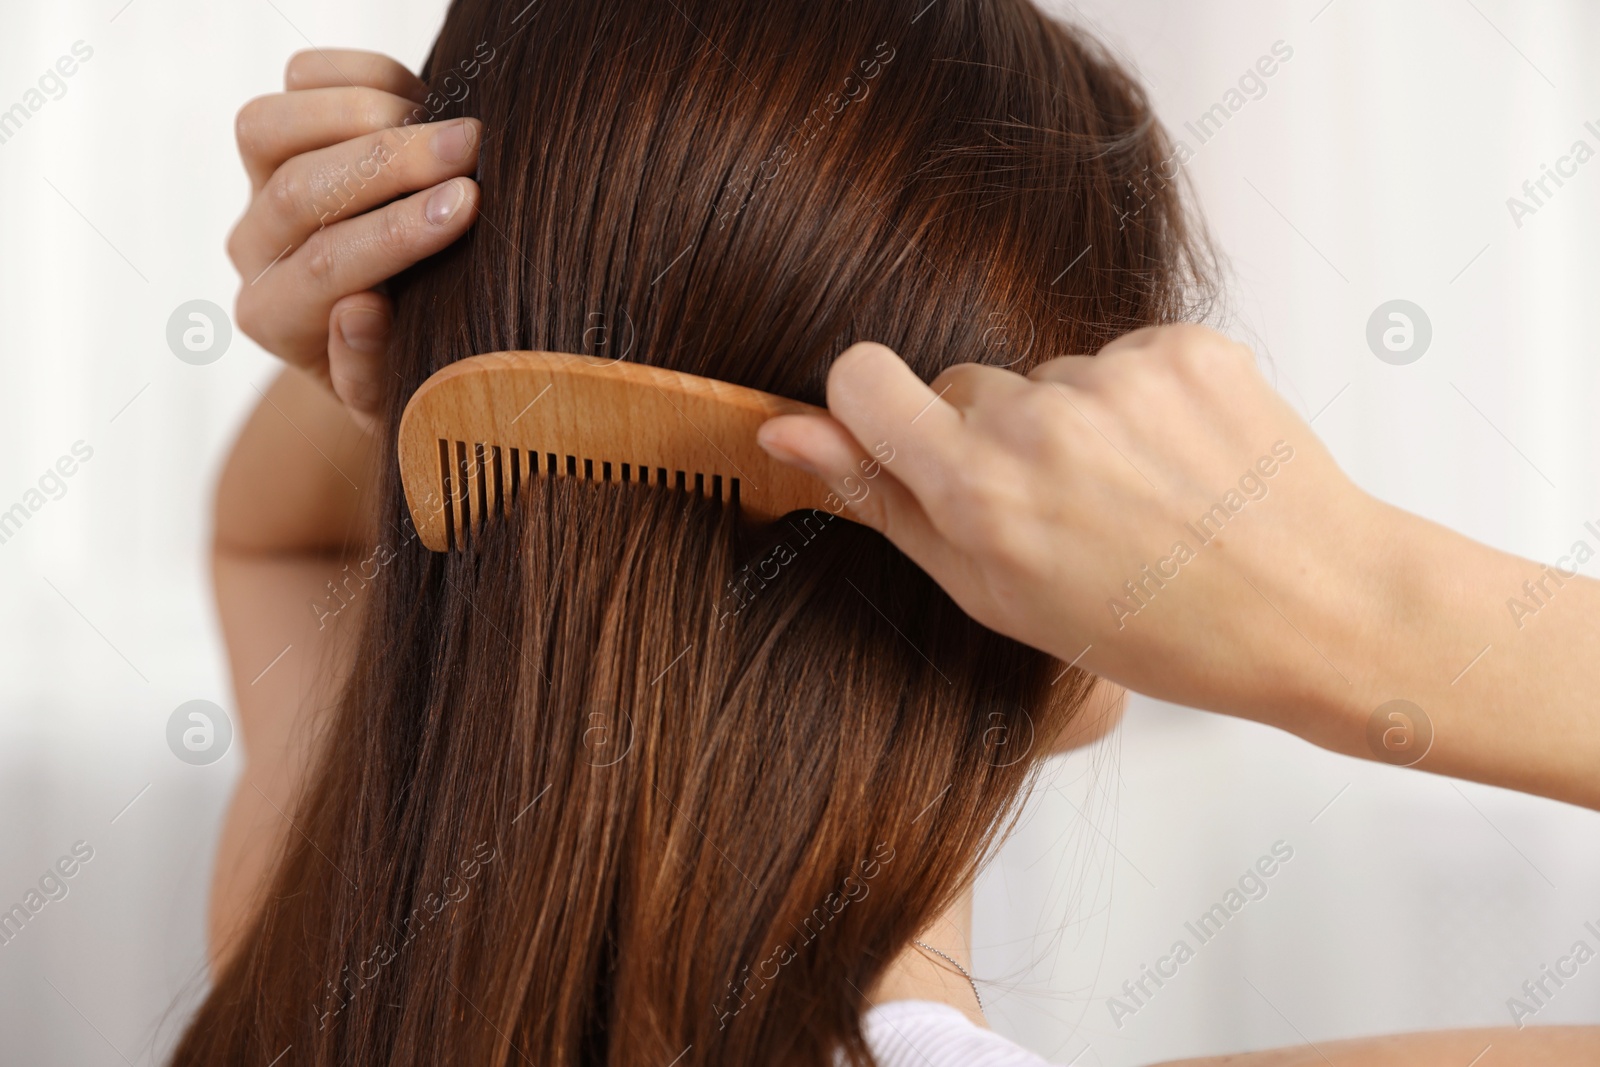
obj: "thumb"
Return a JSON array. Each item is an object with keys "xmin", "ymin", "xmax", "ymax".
[
  {"xmin": 757, "ymin": 412, "xmax": 959, "ymax": 580},
  {"xmin": 328, "ymin": 292, "xmax": 393, "ymax": 435}
]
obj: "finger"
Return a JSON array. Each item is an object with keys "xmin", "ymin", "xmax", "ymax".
[
  {"xmin": 236, "ymin": 87, "xmax": 441, "ymax": 191},
  {"xmin": 823, "ymin": 342, "xmax": 967, "ymax": 505},
  {"xmin": 1026, "ymin": 353, "xmax": 1097, "ymax": 388},
  {"xmin": 328, "ymin": 291, "xmax": 393, "ymax": 433},
  {"xmin": 230, "ymin": 118, "xmax": 480, "ymax": 280},
  {"xmin": 284, "ymin": 49, "xmax": 429, "ymax": 103},
  {"xmin": 1029, "ymin": 325, "xmax": 1195, "ymax": 393},
  {"xmin": 757, "ymin": 413, "xmax": 965, "ymax": 579},
  {"xmin": 236, "ymin": 177, "xmax": 479, "ymax": 368},
  {"xmin": 929, "ymin": 361, "xmax": 1029, "ymax": 411},
  {"xmin": 1090, "ymin": 323, "xmax": 1167, "ymax": 359}
]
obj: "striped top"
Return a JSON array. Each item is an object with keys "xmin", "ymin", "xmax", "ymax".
[{"xmin": 861, "ymin": 1001, "xmax": 1058, "ymax": 1067}]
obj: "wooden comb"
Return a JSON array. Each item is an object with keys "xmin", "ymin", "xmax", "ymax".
[{"xmin": 397, "ymin": 351, "xmax": 847, "ymax": 551}]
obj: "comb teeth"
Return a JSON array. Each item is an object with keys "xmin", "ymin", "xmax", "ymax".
[
  {"xmin": 436, "ymin": 438, "xmax": 741, "ymax": 551},
  {"xmin": 397, "ymin": 351, "xmax": 846, "ymax": 552}
]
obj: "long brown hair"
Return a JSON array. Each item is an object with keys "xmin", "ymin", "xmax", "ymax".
[{"xmin": 175, "ymin": 1, "xmax": 1208, "ymax": 1063}]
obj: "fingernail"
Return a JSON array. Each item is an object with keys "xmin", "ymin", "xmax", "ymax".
[
  {"xmin": 426, "ymin": 179, "xmax": 466, "ymax": 225},
  {"xmin": 337, "ymin": 307, "xmax": 390, "ymax": 355},
  {"xmin": 430, "ymin": 118, "xmax": 476, "ymax": 163},
  {"xmin": 757, "ymin": 431, "xmax": 819, "ymax": 478}
]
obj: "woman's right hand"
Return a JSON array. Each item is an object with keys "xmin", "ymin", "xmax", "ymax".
[
  {"xmin": 758, "ymin": 326, "xmax": 1600, "ymax": 809},
  {"xmin": 227, "ymin": 49, "xmax": 482, "ymax": 431}
]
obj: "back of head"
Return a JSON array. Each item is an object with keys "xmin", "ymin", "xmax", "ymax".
[{"xmin": 176, "ymin": 2, "xmax": 1207, "ymax": 1064}]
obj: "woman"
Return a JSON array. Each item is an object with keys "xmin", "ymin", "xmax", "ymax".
[
  {"xmin": 191, "ymin": 0, "xmax": 1600, "ymax": 1064},
  {"xmin": 193, "ymin": 1, "xmax": 1177, "ymax": 1063}
]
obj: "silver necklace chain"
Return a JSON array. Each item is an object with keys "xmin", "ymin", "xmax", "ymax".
[{"xmin": 912, "ymin": 939, "xmax": 984, "ymax": 1014}]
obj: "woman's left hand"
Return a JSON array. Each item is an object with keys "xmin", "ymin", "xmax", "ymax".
[
  {"xmin": 227, "ymin": 49, "xmax": 482, "ymax": 430},
  {"xmin": 755, "ymin": 326, "xmax": 1384, "ymax": 740}
]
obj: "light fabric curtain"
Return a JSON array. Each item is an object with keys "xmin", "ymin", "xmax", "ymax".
[{"xmin": 0, "ymin": 1, "xmax": 1593, "ymax": 1064}]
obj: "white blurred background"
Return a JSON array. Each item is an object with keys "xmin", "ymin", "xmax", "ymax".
[{"xmin": 0, "ymin": 1, "xmax": 1595, "ymax": 1064}]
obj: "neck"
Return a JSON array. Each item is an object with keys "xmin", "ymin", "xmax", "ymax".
[{"xmin": 866, "ymin": 883, "xmax": 985, "ymax": 1028}]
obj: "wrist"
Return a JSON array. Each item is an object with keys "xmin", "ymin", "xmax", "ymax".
[
  {"xmin": 1265, "ymin": 493, "xmax": 1437, "ymax": 756},
  {"xmin": 1296, "ymin": 498, "xmax": 1511, "ymax": 767}
]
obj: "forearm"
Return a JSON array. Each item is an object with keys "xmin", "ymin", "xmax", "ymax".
[
  {"xmin": 212, "ymin": 364, "xmax": 379, "ymax": 558},
  {"xmin": 1154, "ymin": 1026, "xmax": 1600, "ymax": 1066},
  {"xmin": 1311, "ymin": 503, "xmax": 1600, "ymax": 810},
  {"xmin": 770, "ymin": 330, "xmax": 1600, "ymax": 810}
]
